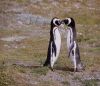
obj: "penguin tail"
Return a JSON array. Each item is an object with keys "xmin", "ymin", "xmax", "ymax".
[
  {"xmin": 43, "ymin": 42, "xmax": 51, "ymax": 67},
  {"xmin": 43, "ymin": 59, "xmax": 50, "ymax": 66},
  {"xmin": 43, "ymin": 62, "xmax": 49, "ymax": 66}
]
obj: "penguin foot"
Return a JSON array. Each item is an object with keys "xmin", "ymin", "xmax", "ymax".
[
  {"xmin": 74, "ymin": 68, "xmax": 84, "ymax": 72},
  {"xmin": 49, "ymin": 67, "xmax": 54, "ymax": 71},
  {"xmin": 74, "ymin": 68, "xmax": 78, "ymax": 72}
]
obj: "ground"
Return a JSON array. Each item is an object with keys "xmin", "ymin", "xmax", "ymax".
[{"xmin": 0, "ymin": 0, "xmax": 100, "ymax": 86}]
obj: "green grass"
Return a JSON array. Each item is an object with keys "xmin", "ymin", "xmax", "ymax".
[{"xmin": 73, "ymin": 76, "xmax": 81, "ymax": 81}]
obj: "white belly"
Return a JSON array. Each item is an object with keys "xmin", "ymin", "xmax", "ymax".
[
  {"xmin": 67, "ymin": 29, "xmax": 71, "ymax": 49},
  {"xmin": 54, "ymin": 28, "xmax": 61, "ymax": 57},
  {"xmin": 50, "ymin": 27, "xmax": 61, "ymax": 68}
]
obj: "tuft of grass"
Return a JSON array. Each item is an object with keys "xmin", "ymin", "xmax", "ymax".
[
  {"xmin": 77, "ymin": 35, "xmax": 90, "ymax": 42},
  {"xmin": 12, "ymin": 65, "xmax": 28, "ymax": 73},
  {"xmin": 0, "ymin": 63, "xmax": 15, "ymax": 86},
  {"xmin": 73, "ymin": 76, "xmax": 81, "ymax": 81},
  {"xmin": 0, "ymin": 71, "xmax": 15, "ymax": 86},
  {"xmin": 62, "ymin": 81, "xmax": 70, "ymax": 86},
  {"xmin": 31, "ymin": 67, "xmax": 49, "ymax": 75},
  {"xmin": 82, "ymin": 79, "xmax": 99, "ymax": 86}
]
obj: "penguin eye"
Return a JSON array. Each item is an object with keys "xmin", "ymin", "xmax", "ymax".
[
  {"xmin": 55, "ymin": 20, "xmax": 61, "ymax": 26},
  {"xmin": 64, "ymin": 20, "xmax": 69, "ymax": 25},
  {"xmin": 63, "ymin": 18, "xmax": 71, "ymax": 25},
  {"xmin": 53, "ymin": 18, "xmax": 61, "ymax": 26}
]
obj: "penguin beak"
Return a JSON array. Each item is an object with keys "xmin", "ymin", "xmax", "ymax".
[
  {"xmin": 59, "ymin": 20, "xmax": 65, "ymax": 28},
  {"xmin": 60, "ymin": 19, "xmax": 68, "ymax": 29},
  {"xmin": 57, "ymin": 20, "xmax": 62, "ymax": 25},
  {"xmin": 61, "ymin": 19, "xmax": 68, "ymax": 25},
  {"xmin": 61, "ymin": 20, "xmax": 65, "ymax": 24}
]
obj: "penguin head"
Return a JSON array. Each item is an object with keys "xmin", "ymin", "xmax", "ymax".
[
  {"xmin": 51, "ymin": 17, "xmax": 61, "ymax": 28},
  {"xmin": 62, "ymin": 17, "xmax": 75, "ymax": 28}
]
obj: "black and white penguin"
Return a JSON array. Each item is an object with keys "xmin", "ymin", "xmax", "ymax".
[
  {"xmin": 43, "ymin": 17, "xmax": 61, "ymax": 70},
  {"xmin": 62, "ymin": 18, "xmax": 84, "ymax": 72}
]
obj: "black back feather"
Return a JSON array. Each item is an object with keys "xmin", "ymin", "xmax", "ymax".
[{"xmin": 43, "ymin": 18, "xmax": 57, "ymax": 66}]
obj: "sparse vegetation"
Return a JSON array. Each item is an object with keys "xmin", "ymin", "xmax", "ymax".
[
  {"xmin": 31, "ymin": 67, "xmax": 49, "ymax": 75},
  {"xmin": 0, "ymin": 63, "xmax": 15, "ymax": 86}
]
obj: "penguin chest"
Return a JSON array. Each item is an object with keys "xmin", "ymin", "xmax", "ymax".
[{"xmin": 53, "ymin": 28, "xmax": 61, "ymax": 53}]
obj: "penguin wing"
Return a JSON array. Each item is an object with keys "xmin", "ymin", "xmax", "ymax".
[
  {"xmin": 52, "ymin": 41, "xmax": 56, "ymax": 56},
  {"xmin": 52, "ymin": 29, "xmax": 57, "ymax": 56},
  {"xmin": 76, "ymin": 43, "xmax": 80, "ymax": 58},
  {"xmin": 68, "ymin": 42, "xmax": 74, "ymax": 57}
]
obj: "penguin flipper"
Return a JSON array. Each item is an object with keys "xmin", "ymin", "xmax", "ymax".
[
  {"xmin": 52, "ymin": 41, "xmax": 56, "ymax": 57},
  {"xmin": 52, "ymin": 29, "xmax": 57, "ymax": 57},
  {"xmin": 68, "ymin": 43, "xmax": 74, "ymax": 57}
]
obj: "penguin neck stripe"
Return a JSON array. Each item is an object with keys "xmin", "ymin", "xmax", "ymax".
[
  {"xmin": 53, "ymin": 19, "xmax": 60, "ymax": 26},
  {"xmin": 66, "ymin": 18, "xmax": 71, "ymax": 25}
]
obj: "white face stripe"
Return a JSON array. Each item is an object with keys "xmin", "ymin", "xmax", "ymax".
[
  {"xmin": 53, "ymin": 27, "xmax": 58, "ymax": 40},
  {"xmin": 66, "ymin": 18, "xmax": 71, "ymax": 25},
  {"xmin": 53, "ymin": 18, "xmax": 60, "ymax": 26}
]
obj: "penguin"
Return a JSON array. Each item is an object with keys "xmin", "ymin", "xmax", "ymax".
[
  {"xmin": 43, "ymin": 17, "xmax": 61, "ymax": 70},
  {"xmin": 62, "ymin": 18, "xmax": 84, "ymax": 72}
]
